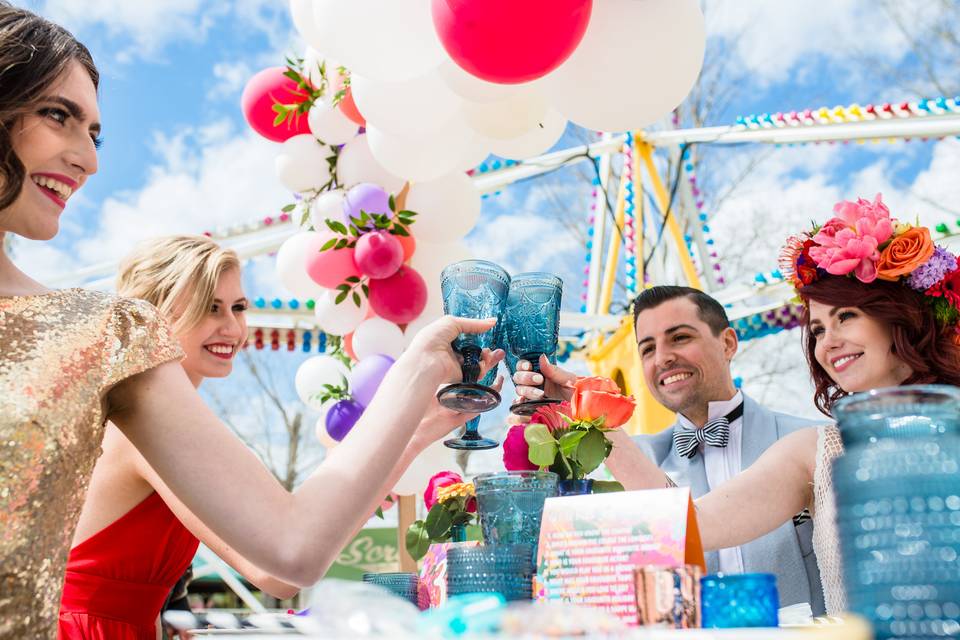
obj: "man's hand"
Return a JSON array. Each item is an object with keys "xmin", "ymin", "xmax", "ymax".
[{"xmin": 512, "ymin": 354, "xmax": 577, "ymax": 407}]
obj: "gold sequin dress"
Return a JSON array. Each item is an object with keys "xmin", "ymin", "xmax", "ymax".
[{"xmin": 0, "ymin": 289, "xmax": 182, "ymax": 638}]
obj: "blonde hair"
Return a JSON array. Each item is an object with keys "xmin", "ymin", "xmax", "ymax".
[{"xmin": 117, "ymin": 235, "xmax": 240, "ymax": 334}]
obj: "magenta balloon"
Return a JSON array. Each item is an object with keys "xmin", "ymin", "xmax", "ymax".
[
  {"xmin": 305, "ymin": 233, "xmax": 360, "ymax": 289},
  {"xmin": 431, "ymin": 0, "xmax": 593, "ymax": 84},
  {"xmin": 342, "ymin": 183, "xmax": 392, "ymax": 225},
  {"xmin": 241, "ymin": 66, "xmax": 312, "ymax": 142},
  {"xmin": 355, "ymin": 231, "xmax": 404, "ymax": 279},
  {"xmin": 326, "ymin": 399, "xmax": 364, "ymax": 441},
  {"xmin": 367, "ymin": 266, "xmax": 427, "ymax": 325},
  {"xmin": 348, "ymin": 354, "xmax": 395, "ymax": 408}
]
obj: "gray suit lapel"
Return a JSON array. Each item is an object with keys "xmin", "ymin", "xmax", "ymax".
[{"xmin": 740, "ymin": 393, "xmax": 779, "ymax": 470}]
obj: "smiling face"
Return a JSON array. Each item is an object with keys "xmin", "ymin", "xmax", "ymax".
[
  {"xmin": 808, "ymin": 300, "xmax": 913, "ymax": 393},
  {"xmin": 2, "ymin": 60, "xmax": 100, "ymax": 240},
  {"xmin": 635, "ymin": 296, "xmax": 738, "ymax": 423},
  {"xmin": 174, "ymin": 267, "xmax": 248, "ymax": 386}
]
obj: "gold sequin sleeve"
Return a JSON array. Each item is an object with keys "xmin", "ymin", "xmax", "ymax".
[{"xmin": 0, "ymin": 290, "xmax": 182, "ymax": 638}]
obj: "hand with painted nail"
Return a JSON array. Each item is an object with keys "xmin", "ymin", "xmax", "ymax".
[{"xmin": 512, "ymin": 354, "xmax": 577, "ymax": 407}]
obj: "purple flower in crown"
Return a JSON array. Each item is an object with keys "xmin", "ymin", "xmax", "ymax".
[{"xmin": 907, "ymin": 246, "xmax": 958, "ymax": 291}]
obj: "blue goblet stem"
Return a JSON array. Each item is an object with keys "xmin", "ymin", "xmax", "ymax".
[{"xmin": 460, "ymin": 345, "xmax": 482, "ymax": 384}]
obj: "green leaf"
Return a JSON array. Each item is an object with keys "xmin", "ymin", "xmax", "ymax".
[
  {"xmin": 345, "ymin": 276, "xmax": 361, "ymax": 283},
  {"xmin": 398, "ymin": 210, "xmax": 418, "ymax": 217},
  {"xmin": 374, "ymin": 507, "xmax": 384, "ymax": 519},
  {"xmin": 574, "ymin": 429, "xmax": 608, "ymax": 474},
  {"xmin": 352, "ymin": 292, "xmax": 361, "ymax": 307},
  {"xmin": 405, "ymin": 521, "xmax": 431, "ymax": 561},
  {"xmin": 281, "ymin": 203, "xmax": 296, "ymax": 213},
  {"xmin": 524, "ymin": 423, "xmax": 558, "ymax": 467},
  {"xmin": 335, "ymin": 238, "xmax": 349, "ymax": 249},
  {"xmin": 272, "ymin": 111, "xmax": 287, "ymax": 127},
  {"xmin": 424, "ymin": 503, "xmax": 453, "ymax": 539},
  {"xmin": 328, "ymin": 220, "xmax": 348, "ymax": 235},
  {"xmin": 591, "ymin": 480, "xmax": 625, "ymax": 494},
  {"xmin": 320, "ymin": 238, "xmax": 337, "ymax": 252},
  {"xmin": 450, "ymin": 511, "xmax": 474, "ymax": 527},
  {"xmin": 336, "ymin": 284, "xmax": 349, "ymax": 291},
  {"xmin": 361, "ymin": 284, "xmax": 369, "ymax": 296},
  {"xmin": 388, "ymin": 194, "xmax": 396, "ymax": 212},
  {"xmin": 391, "ymin": 226, "xmax": 410, "ymax": 237},
  {"xmin": 558, "ymin": 430, "xmax": 588, "ymax": 458},
  {"xmin": 335, "ymin": 290, "xmax": 348, "ymax": 304}
]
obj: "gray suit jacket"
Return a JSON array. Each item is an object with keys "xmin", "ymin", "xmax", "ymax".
[{"xmin": 633, "ymin": 393, "xmax": 825, "ymax": 615}]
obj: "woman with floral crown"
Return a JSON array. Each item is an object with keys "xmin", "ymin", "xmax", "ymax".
[{"xmin": 542, "ymin": 194, "xmax": 960, "ymax": 614}]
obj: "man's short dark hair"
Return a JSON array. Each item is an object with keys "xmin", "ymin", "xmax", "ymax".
[{"xmin": 631, "ymin": 286, "xmax": 730, "ymax": 336}]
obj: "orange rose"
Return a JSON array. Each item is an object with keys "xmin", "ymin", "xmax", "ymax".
[
  {"xmin": 876, "ymin": 227, "xmax": 934, "ymax": 281},
  {"xmin": 570, "ymin": 376, "xmax": 636, "ymax": 429}
]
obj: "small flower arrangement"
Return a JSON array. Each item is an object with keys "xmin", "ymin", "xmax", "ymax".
[
  {"xmin": 779, "ymin": 193, "xmax": 960, "ymax": 341},
  {"xmin": 503, "ymin": 377, "xmax": 636, "ymax": 485},
  {"xmin": 405, "ymin": 471, "xmax": 477, "ymax": 561}
]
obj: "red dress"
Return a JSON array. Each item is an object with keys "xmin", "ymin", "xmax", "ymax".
[{"xmin": 58, "ymin": 491, "xmax": 200, "ymax": 639}]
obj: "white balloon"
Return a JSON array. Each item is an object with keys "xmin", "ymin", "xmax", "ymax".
[
  {"xmin": 455, "ymin": 137, "xmax": 491, "ymax": 173},
  {"xmin": 276, "ymin": 232, "xmax": 329, "ymax": 299},
  {"xmin": 301, "ymin": 47, "xmax": 327, "ymax": 88},
  {"xmin": 336, "ymin": 133, "xmax": 405, "ymax": 193},
  {"xmin": 393, "ymin": 440, "xmax": 457, "ymax": 495},
  {"xmin": 541, "ymin": 0, "xmax": 706, "ymax": 133},
  {"xmin": 401, "ymin": 310, "xmax": 441, "ymax": 350},
  {"xmin": 409, "ymin": 240, "xmax": 473, "ymax": 284},
  {"xmin": 290, "ymin": 0, "xmax": 325, "ymax": 51},
  {"xmin": 352, "ymin": 317, "xmax": 405, "ymax": 361},
  {"xmin": 438, "ymin": 60, "xmax": 516, "ymax": 104},
  {"xmin": 488, "ymin": 108, "xmax": 568, "ymax": 160},
  {"xmin": 313, "ymin": 289, "xmax": 368, "ymax": 336},
  {"xmin": 464, "ymin": 90, "xmax": 548, "ymax": 140},
  {"xmin": 295, "ymin": 355, "xmax": 350, "ymax": 411},
  {"xmin": 310, "ymin": 188, "xmax": 346, "ymax": 229},
  {"xmin": 313, "ymin": 0, "xmax": 444, "ymax": 83},
  {"xmin": 276, "ymin": 135, "xmax": 333, "ymax": 193},
  {"xmin": 351, "ymin": 70, "xmax": 464, "ymax": 136},
  {"xmin": 308, "ymin": 101, "xmax": 359, "ymax": 146},
  {"xmin": 404, "ymin": 173, "xmax": 481, "ymax": 243},
  {"xmin": 315, "ymin": 413, "xmax": 338, "ymax": 449},
  {"xmin": 367, "ymin": 118, "xmax": 482, "ymax": 183}
]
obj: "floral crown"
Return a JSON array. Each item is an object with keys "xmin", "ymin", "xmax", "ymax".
[{"xmin": 779, "ymin": 194, "xmax": 960, "ymax": 334}]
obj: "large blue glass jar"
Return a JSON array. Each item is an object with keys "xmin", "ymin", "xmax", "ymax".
[{"xmin": 832, "ymin": 385, "xmax": 960, "ymax": 639}]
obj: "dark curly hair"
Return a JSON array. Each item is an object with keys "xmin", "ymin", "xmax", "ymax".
[
  {"xmin": 799, "ymin": 274, "xmax": 960, "ymax": 416},
  {"xmin": 0, "ymin": 1, "xmax": 98, "ymax": 210}
]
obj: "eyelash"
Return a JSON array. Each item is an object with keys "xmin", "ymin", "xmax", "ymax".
[
  {"xmin": 811, "ymin": 311, "xmax": 856, "ymax": 338},
  {"xmin": 40, "ymin": 106, "xmax": 102, "ymax": 149}
]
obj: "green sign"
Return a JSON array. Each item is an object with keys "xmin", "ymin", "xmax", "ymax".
[{"xmin": 324, "ymin": 526, "xmax": 401, "ymax": 580}]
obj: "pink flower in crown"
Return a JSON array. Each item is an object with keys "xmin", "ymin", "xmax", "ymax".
[{"xmin": 807, "ymin": 194, "xmax": 894, "ymax": 283}]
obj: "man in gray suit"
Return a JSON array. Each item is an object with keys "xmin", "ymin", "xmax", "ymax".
[{"xmin": 512, "ymin": 285, "xmax": 824, "ymax": 614}]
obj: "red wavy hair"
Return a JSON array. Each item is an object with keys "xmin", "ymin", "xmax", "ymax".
[{"xmin": 799, "ymin": 275, "xmax": 960, "ymax": 415}]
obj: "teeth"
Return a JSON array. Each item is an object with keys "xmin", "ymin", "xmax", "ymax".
[
  {"xmin": 834, "ymin": 354, "xmax": 860, "ymax": 368},
  {"xmin": 206, "ymin": 345, "xmax": 233, "ymax": 355},
  {"xmin": 662, "ymin": 372, "xmax": 692, "ymax": 386},
  {"xmin": 32, "ymin": 175, "xmax": 73, "ymax": 199}
]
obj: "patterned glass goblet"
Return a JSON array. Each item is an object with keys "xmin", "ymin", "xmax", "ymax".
[
  {"xmin": 437, "ymin": 260, "xmax": 510, "ymax": 422},
  {"xmin": 502, "ymin": 272, "xmax": 563, "ymax": 416},
  {"xmin": 445, "ymin": 364, "xmax": 500, "ymax": 450}
]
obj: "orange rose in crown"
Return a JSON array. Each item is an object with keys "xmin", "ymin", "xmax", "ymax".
[{"xmin": 503, "ymin": 376, "xmax": 636, "ymax": 482}]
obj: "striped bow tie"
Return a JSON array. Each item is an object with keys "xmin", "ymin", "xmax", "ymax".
[{"xmin": 673, "ymin": 402, "xmax": 744, "ymax": 459}]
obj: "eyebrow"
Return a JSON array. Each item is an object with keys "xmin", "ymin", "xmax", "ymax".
[
  {"xmin": 213, "ymin": 297, "xmax": 249, "ymax": 304},
  {"xmin": 808, "ymin": 307, "xmax": 842, "ymax": 326},
  {"xmin": 637, "ymin": 324, "xmax": 699, "ymax": 347},
  {"xmin": 46, "ymin": 95, "xmax": 101, "ymax": 136}
]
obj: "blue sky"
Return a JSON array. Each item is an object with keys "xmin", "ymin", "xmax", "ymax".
[{"xmin": 12, "ymin": 1, "xmax": 960, "ymax": 479}]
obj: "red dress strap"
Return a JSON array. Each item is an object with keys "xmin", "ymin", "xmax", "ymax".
[{"xmin": 59, "ymin": 491, "xmax": 200, "ymax": 639}]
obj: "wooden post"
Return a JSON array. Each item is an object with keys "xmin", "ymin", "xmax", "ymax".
[{"xmin": 397, "ymin": 495, "xmax": 417, "ymax": 572}]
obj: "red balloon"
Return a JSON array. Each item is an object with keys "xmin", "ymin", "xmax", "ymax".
[
  {"xmin": 368, "ymin": 266, "xmax": 427, "ymax": 325},
  {"xmin": 431, "ymin": 0, "xmax": 593, "ymax": 84},
  {"xmin": 305, "ymin": 233, "xmax": 360, "ymax": 289},
  {"xmin": 355, "ymin": 231, "xmax": 404, "ymax": 279},
  {"xmin": 331, "ymin": 70, "xmax": 366, "ymax": 126},
  {"xmin": 241, "ymin": 66, "xmax": 312, "ymax": 142}
]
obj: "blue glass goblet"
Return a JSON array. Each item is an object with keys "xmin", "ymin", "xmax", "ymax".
[
  {"xmin": 437, "ymin": 260, "xmax": 510, "ymax": 421},
  {"xmin": 502, "ymin": 273, "xmax": 563, "ymax": 416},
  {"xmin": 445, "ymin": 364, "xmax": 500, "ymax": 450}
]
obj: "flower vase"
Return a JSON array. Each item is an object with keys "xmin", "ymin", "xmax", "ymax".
[
  {"xmin": 449, "ymin": 523, "xmax": 467, "ymax": 543},
  {"xmin": 557, "ymin": 478, "xmax": 593, "ymax": 496}
]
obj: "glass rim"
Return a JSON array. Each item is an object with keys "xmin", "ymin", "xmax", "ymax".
[
  {"xmin": 441, "ymin": 259, "xmax": 511, "ymax": 278},
  {"xmin": 701, "ymin": 572, "xmax": 776, "ymax": 583},
  {"xmin": 473, "ymin": 470, "xmax": 559, "ymax": 484},
  {"xmin": 832, "ymin": 384, "xmax": 960, "ymax": 418},
  {"xmin": 508, "ymin": 272, "xmax": 563, "ymax": 288}
]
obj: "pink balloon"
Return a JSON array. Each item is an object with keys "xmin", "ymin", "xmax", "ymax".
[
  {"xmin": 355, "ymin": 231, "xmax": 404, "ymax": 279},
  {"xmin": 368, "ymin": 266, "xmax": 427, "ymax": 324},
  {"xmin": 331, "ymin": 70, "xmax": 366, "ymax": 126},
  {"xmin": 241, "ymin": 66, "xmax": 312, "ymax": 142},
  {"xmin": 431, "ymin": 0, "xmax": 593, "ymax": 84},
  {"xmin": 305, "ymin": 233, "xmax": 360, "ymax": 289}
]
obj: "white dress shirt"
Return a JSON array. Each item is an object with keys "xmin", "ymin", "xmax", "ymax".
[{"xmin": 676, "ymin": 390, "xmax": 745, "ymax": 575}]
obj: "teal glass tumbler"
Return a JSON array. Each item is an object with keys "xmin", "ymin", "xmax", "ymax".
[
  {"xmin": 700, "ymin": 573, "xmax": 779, "ymax": 628},
  {"xmin": 473, "ymin": 471, "xmax": 558, "ymax": 549}
]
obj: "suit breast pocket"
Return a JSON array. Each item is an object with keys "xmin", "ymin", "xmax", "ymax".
[{"xmin": 794, "ymin": 518, "xmax": 815, "ymax": 557}]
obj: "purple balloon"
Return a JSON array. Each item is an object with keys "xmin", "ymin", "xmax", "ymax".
[
  {"xmin": 343, "ymin": 183, "xmax": 391, "ymax": 226},
  {"xmin": 348, "ymin": 354, "xmax": 395, "ymax": 408},
  {"xmin": 326, "ymin": 399, "xmax": 364, "ymax": 441}
]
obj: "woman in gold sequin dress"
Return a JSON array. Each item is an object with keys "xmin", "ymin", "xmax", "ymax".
[{"xmin": 0, "ymin": 5, "xmax": 499, "ymax": 637}]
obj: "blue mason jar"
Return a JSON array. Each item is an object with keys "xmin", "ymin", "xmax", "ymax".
[
  {"xmin": 700, "ymin": 573, "xmax": 779, "ymax": 628},
  {"xmin": 832, "ymin": 385, "xmax": 960, "ymax": 639}
]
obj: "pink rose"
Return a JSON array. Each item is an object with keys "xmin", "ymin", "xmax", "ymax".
[
  {"xmin": 530, "ymin": 401, "xmax": 572, "ymax": 434},
  {"xmin": 502, "ymin": 424, "xmax": 539, "ymax": 471},
  {"xmin": 423, "ymin": 471, "xmax": 463, "ymax": 511},
  {"xmin": 808, "ymin": 194, "xmax": 894, "ymax": 283}
]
